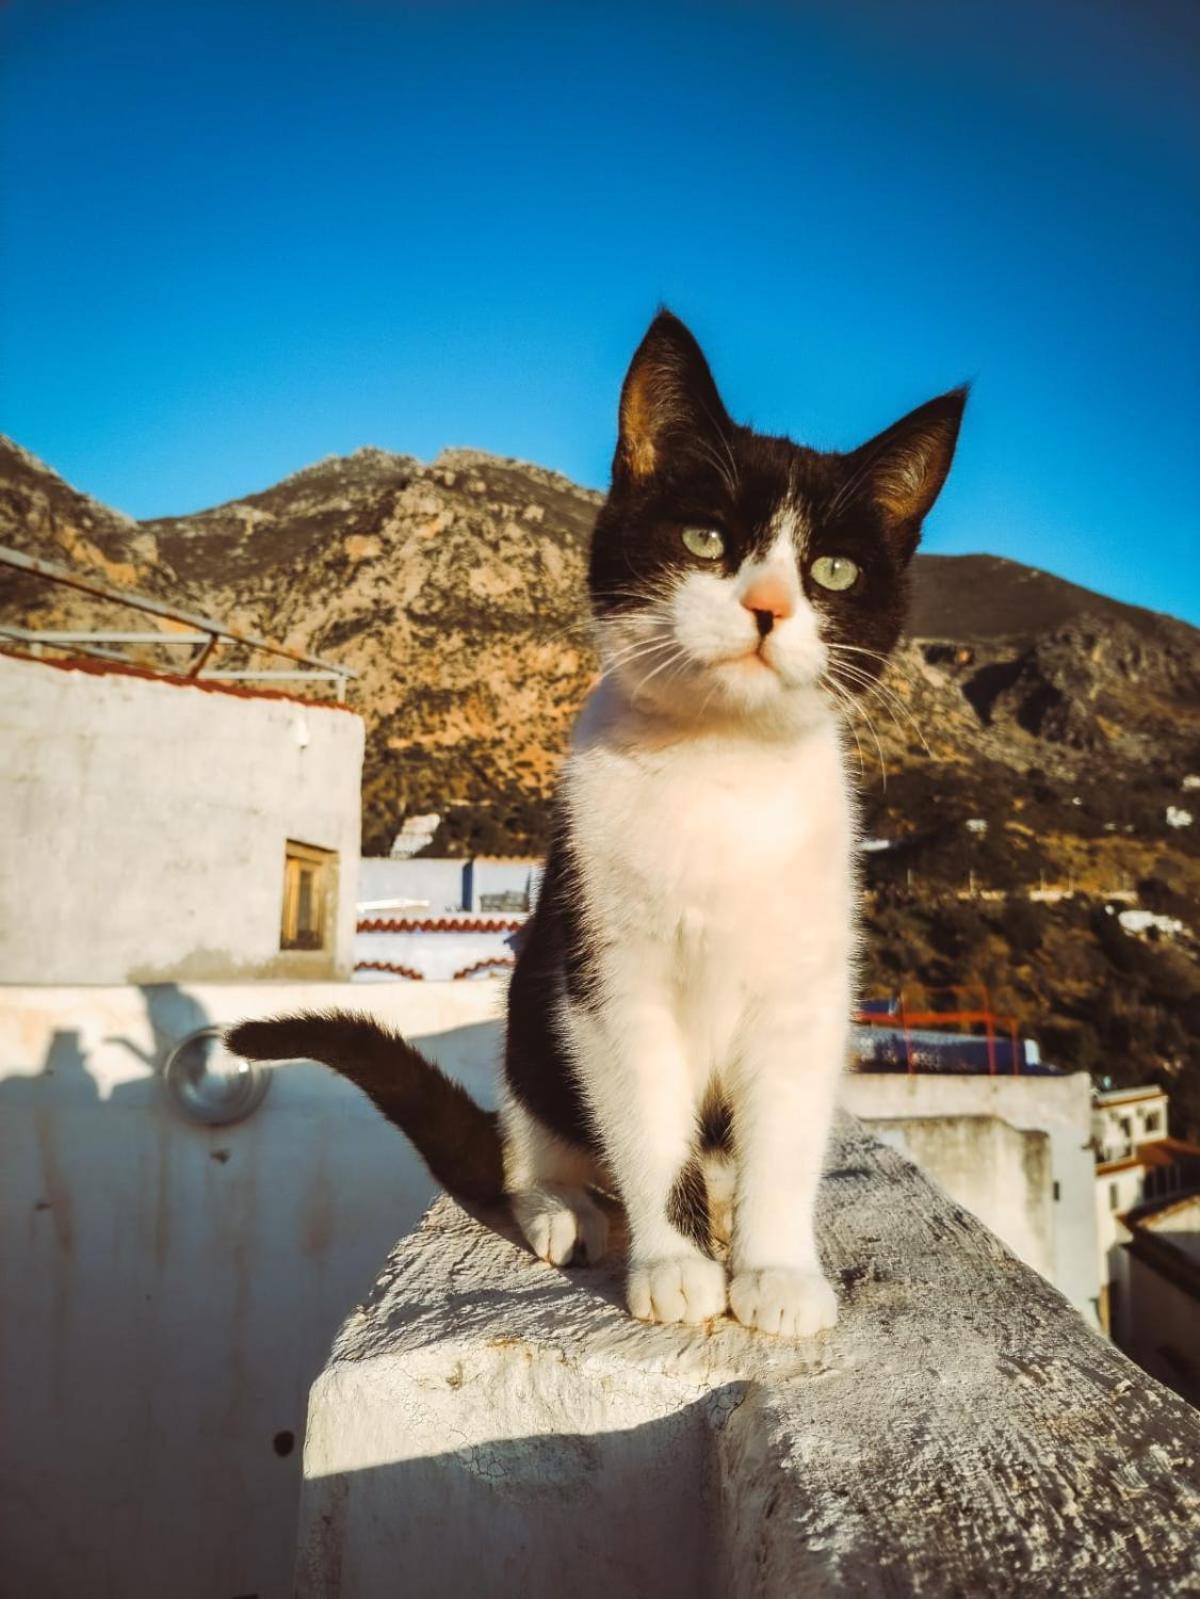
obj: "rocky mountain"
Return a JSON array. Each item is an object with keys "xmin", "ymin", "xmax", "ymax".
[{"xmin": 2, "ymin": 435, "xmax": 1198, "ymax": 1132}]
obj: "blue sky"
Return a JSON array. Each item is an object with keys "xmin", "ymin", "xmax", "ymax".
[{"xmin": 2, "ymin": 0, "xmax": 1198, "ymax": 623}]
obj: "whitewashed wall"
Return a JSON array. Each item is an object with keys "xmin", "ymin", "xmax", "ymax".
[
  {"xmin": 0, "ymin": 654, "xmax": 363, "ymax": 982},
  {"xmin": 357, "ymin": 856, "xmax": 466, "ymax": 912},
  {"xmin": 355, "ymin": 925, "xmax": 519, "ymax": 980},
  {"xmin": 0, "ymin": 979, "xmax": 505, "ymax": 1599}
]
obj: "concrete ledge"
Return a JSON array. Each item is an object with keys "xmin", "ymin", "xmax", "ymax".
[{"xmin": 297, "ymin": 1116, "xmax": 1200, "ymax": 1598}]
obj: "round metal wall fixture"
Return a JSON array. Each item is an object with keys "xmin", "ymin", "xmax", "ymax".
[{"xmin": 163, "ymin": 1027, "xmax": 272, "ymax": 1127}]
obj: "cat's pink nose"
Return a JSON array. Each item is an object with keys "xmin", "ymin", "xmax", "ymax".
[{"xmin": 739, "ymin": 574, "xmax": 795, "ymax": 634}]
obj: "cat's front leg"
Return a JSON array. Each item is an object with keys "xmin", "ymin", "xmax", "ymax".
[
  {"xmin": 570, "ymin": 996, "xmax": 726, "ymax": 1326},
  {"xmin": 728, "ymin": 1004, "xmax": 844, "ymax": 1338}
]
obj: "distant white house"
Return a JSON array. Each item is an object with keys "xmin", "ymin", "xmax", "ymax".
[
  {"xmin": 1094, "ymin": 1083, "xmax": 1169, "ymax": 1165},
  {"xmin": 1092, "ymin": 1084, "xmax": 1200, "ymax": 1347},
  {"xmin": 355, "ymin": 855, "xmax": 542, "ymax": 980}
]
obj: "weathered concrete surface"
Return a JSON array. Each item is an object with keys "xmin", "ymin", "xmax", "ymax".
[
  {"xmin": 299, "ymin": 1116, "xmax": 1200, "ymax": 1599},
  {"xmin": 863, "ymin": 1113, "xmax": 1053, "ymax": 1280},
  {"xmin": 0, "ymin": 652, "xmax": 363, "ymax": 982},
  {"xmin": 842, "ymin": 1068, "xmax": 1099, "ymax": 1324}
]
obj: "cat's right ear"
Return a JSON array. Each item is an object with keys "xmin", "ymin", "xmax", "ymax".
[{"xmin": 614, "ymin": 311, "xmax": 733, "ymax": 483}]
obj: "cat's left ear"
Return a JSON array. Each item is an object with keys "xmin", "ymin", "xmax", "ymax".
[
  {"xmin": 614, "ymin": 310, "xmax": 734, "ymax": 484},
  {"xmin": 846, "ymin": 387, "xmax": 967, "ymax": 561}
]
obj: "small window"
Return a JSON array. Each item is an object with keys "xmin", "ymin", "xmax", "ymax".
[
  {"xmin": 479, "ymin": 890, "xmax": 528, "ymax": 913},
  {"xmin": 1108, "ymin": 1182, "xmax": 1120, "ymax": 1212},
  {"xmin": 1144, "ymin": 1110, "xmax": 1162, "ymax": 1135},
  {"xmin": 1119, "ymin": 1116, "xmax": 1132, "ymax": 1139},
  {"xmin": 281, "ymin": 841, "xmax": 335, "ymax": 951}
]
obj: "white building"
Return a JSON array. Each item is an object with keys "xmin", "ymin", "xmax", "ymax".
[
  {"xmin": 0, "ymin": 652, "xmax": 363, "ymax": 982},
  {"xmin": 358, "ymin": 854, "xmax": 543, "ymax": 916},
  {"xmin": 1093, "ymin": 1083, "xmax": 1169, "ymax": 1163},
  {"xmin": 355, "ymin": 855, "xmax": 542, "ymax": 980},
  {"xmin": 1092, "ymin": 1085, "xmax": 1200, "ymax": 1340}
]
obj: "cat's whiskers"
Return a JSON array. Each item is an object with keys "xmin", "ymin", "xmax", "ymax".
[
  {"xmin": 829, "ymin": 660, "xmax": 918, "ymax": 753},
  {"xmin": 826, "ymin": 651, "xmax": 914, "ymax": 721},
  {"xmin": 826, "ymin": 641, "xmax": 929, "ymax": 726},
  {"xmin": 598, "ymin": 626, "xmax": 681, "ymax": 672},
  {"xmin": 826, "ymin": 649, "xmax": 932, "ymax": 758},
  {"xmin": 628, "ymin": 642, "xmax": 695, "ymax": 703},
  {"xmin": 535, "ymin": 617, "xmax": 598, "ymax": 648},
  {"xmin": 817, "ymin": 671, "xmax": 868, "ymax": 782},
  {"xmin": 820, "ymin": 668, "xmax": 888, "ymax": 788},
  {"xmin": 830, "ymin": 640, "xmax": 927, "ymax": 697}
]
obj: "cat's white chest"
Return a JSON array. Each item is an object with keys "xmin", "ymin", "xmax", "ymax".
[{"xmin": 565, "ymin": 709, "xmax": 854, "ymax": 962}]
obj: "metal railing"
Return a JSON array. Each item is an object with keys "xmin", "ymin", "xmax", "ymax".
[
  {"xmin": 854, "ymin": 984, "xmax": 1028, "ymax": 1075},
  {"xmin": 0, "ymin": 544, "xmax": 355, "ymax": 699}
]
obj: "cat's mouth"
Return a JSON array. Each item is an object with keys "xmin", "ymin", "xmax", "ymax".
[{"xmin": 717, "ymin": 641, "xmax": 778, "ymax": 674}]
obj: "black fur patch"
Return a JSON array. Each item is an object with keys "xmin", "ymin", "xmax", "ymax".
[
  {"xmin": 666, "ymin": 1156, "xmax": 713, "ymax": 1255},
  {"xmin": 503, "ymin": 820, "xmax": 603, "ymax": 1153},
  {"xmin": 226, "ymin": 1011, "xmax": 504, "ymax": 1205},
  {"xmin": 698, "ymin": 1087, "xmax": 733, "ymax": 1154}
]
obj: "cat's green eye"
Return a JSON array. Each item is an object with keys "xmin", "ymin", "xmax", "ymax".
[
  {"xmin": 681, "ymin": 526, "xmax": 726, "ymax": 561},
  {"xmin": 811, "ymin": 555, "xmax": 860, "ymax": 592}
]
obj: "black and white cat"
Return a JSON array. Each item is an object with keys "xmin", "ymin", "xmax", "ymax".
[{"xmin": 229, "ymin": 311, "xmax": 964, "ymax": 1338}]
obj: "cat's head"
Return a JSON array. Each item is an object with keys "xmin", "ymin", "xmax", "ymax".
[{"xmin": 589, "ymin": 311, "xmax": 965, "ymax": 729}]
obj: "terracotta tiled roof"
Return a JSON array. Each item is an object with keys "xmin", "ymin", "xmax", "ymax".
[
  {"xmin": 357, "ymin": 917, "xmax": 525, "ymax": 933},
  {"xmin": 2, "ymin": 648, "xmax": 358, "ymax": 713},
  {"xmin": 353, "ymin": 961, "xmax": 425, "ymax": 979},
  {"xmin": 1098, "ymin": 1138, "xmax": 1200, "ymax": 1177},
  {"xmin": 1137, "ymin": 1138, "xmax": 1200, "ymax": 1168},
  {"xmin": 452, "ymin": 958, "xmax": 516, "ymax": 980}
]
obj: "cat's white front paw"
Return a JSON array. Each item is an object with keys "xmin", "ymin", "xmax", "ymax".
[
  {"xmin": 511, "ymin": 1185, "xmax": 609, "ymax": 1266},
  {"xmin": 627, "ymin": 1256, "xmax": 727, "ymax": 1325},
  {"xmin": 729, "ymin": 1267, "xmax": 838, "ymax": 1338}
]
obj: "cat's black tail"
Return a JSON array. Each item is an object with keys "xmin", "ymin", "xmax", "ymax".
[{"xmin": 224, "ymin": 1010, "xmax": 505, "ymax": 1206}]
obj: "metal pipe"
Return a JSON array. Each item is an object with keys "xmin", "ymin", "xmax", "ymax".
[
  {"xmin": 0, "ymin": 544, "xmax": 355, "ymax": 680},
  {"xmin": 0, "ymin": 629, "xmax": 212, "ymax": 644}
]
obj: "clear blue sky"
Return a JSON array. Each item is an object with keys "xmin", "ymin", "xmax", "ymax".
[{"xmin": 2, "ymin": 0, "xmax": 1197, "ymax": 622}]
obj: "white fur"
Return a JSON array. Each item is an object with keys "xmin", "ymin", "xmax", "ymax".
[{"xmin": 506, "ymin": 505, "xmax": 855, "ymax": 1337}]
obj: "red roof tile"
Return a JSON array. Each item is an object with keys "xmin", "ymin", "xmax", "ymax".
[{"xmin": 2, "ymin": 648, "xmax": 358, "ymax": 713}]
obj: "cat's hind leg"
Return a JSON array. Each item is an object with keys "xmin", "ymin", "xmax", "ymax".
[{"xmin": 501, "ymin": 1097, "xmax": 609, "ymax": 1267}]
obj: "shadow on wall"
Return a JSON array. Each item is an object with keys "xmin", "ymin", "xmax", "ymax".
[
  {"xmin": 296, "ymin": 1382, "xmax": 884, "ymax": 1599},
  {"xmin": 297, "ymin": 1398, "xmax": 731, "ymax": 1599},
  {"xmin": 108, "ymin": 981, "xmax": 216, "ymax": 1099},
  {"xmin": 0, "ymin": 983, "xmax": 216, "ymax": 1105},
  {"xmin": 0, "ymin": 984, "xmax": 505, "ymax": 1599},
  {"xmin": 0, "ymin": 990, "xmax": 215, "ymax": 1255}
]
